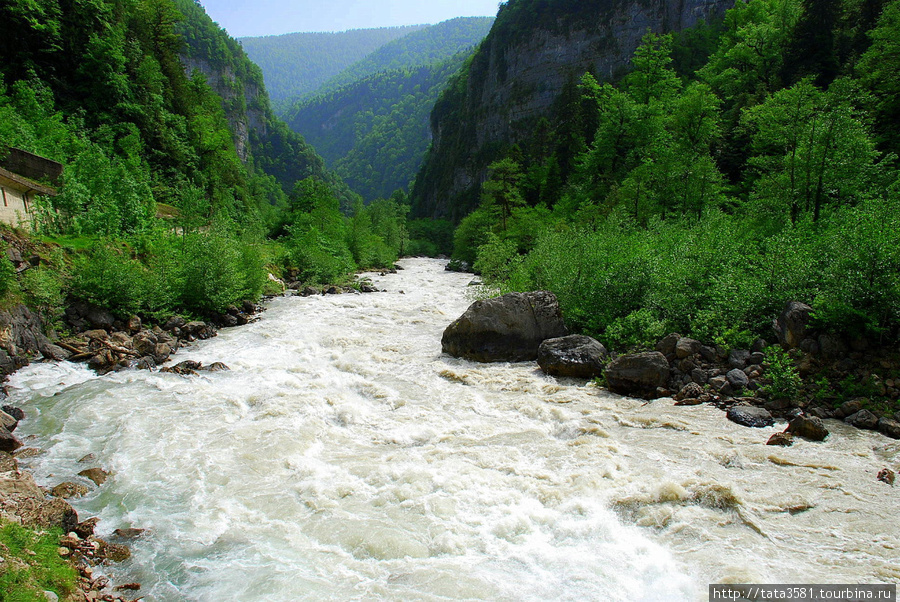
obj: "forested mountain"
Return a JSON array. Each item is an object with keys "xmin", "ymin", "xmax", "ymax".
[
  {"xmin": 417, "ymin": 0, "xmax": 900, "ymax": 371},
  {"xmin": 285, "ymin": 54, "xmax": 471, "ymax": 201},
  {"xmin": 311, "ymin": 17, "xmax": 495, "ymax": 97},
  {"xmin": 239, "ymin": 25, "xmax": 427, "ymax": 111},
  {"xmin": 281, "ymin": 18, "xmax": 494, "ymax": 202},
  {"xmin": 0, "ymin": 0, "xmax": 407, "ymax": 323},
  {"xmin": 175, "ymin": 0, "xmax": 357, "ymax": 209},
  {"xmin": 411, "ymin": 0, "xmax": 736, "ymax": 219}
]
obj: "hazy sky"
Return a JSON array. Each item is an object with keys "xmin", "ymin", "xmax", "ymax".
[{"xmin": 199, "ymin": 0, "xmax": 502, "ymax": 38}]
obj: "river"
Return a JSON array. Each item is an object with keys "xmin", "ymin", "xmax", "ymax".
[{"xmin": 7, "ymin": 258, "xmax": 899, "ymax": 601}]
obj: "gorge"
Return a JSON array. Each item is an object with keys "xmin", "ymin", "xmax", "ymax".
[{"xmin": 9, "ymin": 259, "xmax": 899, "ymax": 600}]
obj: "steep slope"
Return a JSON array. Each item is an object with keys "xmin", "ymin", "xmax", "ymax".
[
  {"xmin": 239, "ymin": 26, "xmax": 427, "ymax": 111},
  {"xmin": 287, "ymin": 54, "xmax": 471, "ymax": 201},
  {"xmin": 175, "ymin": 0, "xmax": 358, "ymax": 209},
  {"xmin": 313, "ymin": 17, "xmax": 495, "ymax": 97},
  {"xmin": 411, "ymin": 0, "xmax": 736, "ymax": 220}
]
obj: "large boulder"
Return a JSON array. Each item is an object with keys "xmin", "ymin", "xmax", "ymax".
[
  {"xmin": 674, "ymin": 338, "xmax": 702, "ymax": 359},
  {"xmin": 878, "ymin": 417, "xmax": 900, "ymax": 439},
  {"xmin": 604, "ymin": 352, "xmax": 670, "ymax": 396},
  {"xmin": 537, "ymin": 335, "xmax": 608, "ymax": 378},
  {"xmin": 0, "ymin": 426, "xmax": 22, "ymax": 452},
  {"xmin": 773, "ymin": 301, "xmax": 813, "ymax": 349},
  {"xmin": 845, "ymin": 409, "xmax": 879, "ymax": 430},
  {"xmin": 785, "ymin": 415, "xmax": 829, "ymax": 441},
  {"xmin": 441, "ymin": 291, "xmax": 567, "ymax": 362}
]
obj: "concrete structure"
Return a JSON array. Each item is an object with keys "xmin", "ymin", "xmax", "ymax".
[{"xmin": 0, "ymin": 148, "xmax": 62, "ymax": 229}]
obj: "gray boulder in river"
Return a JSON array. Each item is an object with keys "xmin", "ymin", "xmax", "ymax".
[
  {"xmin": 538, "ymin": 335, "xmax": 608, "ymax": 378},
  {"xmin": 442, "ymin": 291, "xmax": 567, "ymax": 362}
]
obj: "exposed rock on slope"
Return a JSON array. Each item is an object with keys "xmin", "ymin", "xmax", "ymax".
[{"xmin": 412, "ymin": 0, "xmax": 736, "ymax": 219}]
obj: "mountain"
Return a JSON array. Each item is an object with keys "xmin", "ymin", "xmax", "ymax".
[
  {"xmin": 287, "ymin": 54, "xmax": 472, "ymax": 201},
  {"xmin": 410, "ymin": 0, "xmax": 737, "ymax": 220},
  {"xmin": 175, "ymin": 0, "xmax": 358, "ymax": 209},
  {"xmin": 239, "ymin": 26, "xmax": 428, "ymax": 111},
  {"xmin": 282, "ymin": 17, "xmax": 494, "ymax": 201},
  {"xmin": 313, "ymin": 17, "xmax": 495, "ymax": 97}
]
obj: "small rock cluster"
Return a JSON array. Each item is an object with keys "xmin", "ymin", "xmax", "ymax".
[
  {"xmin": 1, "ymin": 448, "xmax": 143, "ymax": 600},
  {"xmin": 603, "ymin": 332, "xmax": 769, "ymax": 402},
  {"xmin": 57, "ymin": 301, "xmax": 249, "ymax": 375}
]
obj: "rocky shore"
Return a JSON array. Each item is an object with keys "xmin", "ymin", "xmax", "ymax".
[
  {"xmin": 442, "ymin": 291, "xmax": 900, "ymax": 453},
  {"xmin": 0, "ymin": 267, "xmax": 399, "ymax": 599}
]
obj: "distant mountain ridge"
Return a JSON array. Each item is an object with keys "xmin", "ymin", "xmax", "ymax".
[
  {"xmin": 312, "ymin": 17, "xmax": 495, "ymax": 98},
  {"xmin": 239, "ymin": 25, "xmax": 428, "ymax": 111},
  {"xmin": 281, "ymin": 17, "xmax": 495, "ymax": 201}
]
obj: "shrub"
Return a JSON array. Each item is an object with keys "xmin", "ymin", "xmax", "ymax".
[
  {"xmin": 69, "ymin": 240, "xmax": 146, "ymax": 316},
  {"xmin": 761, "ymin": 346, "xmax": 802, "ymax": 401}
]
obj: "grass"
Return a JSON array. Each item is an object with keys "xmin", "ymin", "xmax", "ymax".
[
  {"xmin": 0, "ymin": 521, "xmax": 79, "ymax": 601},
  {"xmin": 38, "ymin": 234, "xmax": 95, "ymax": 252}
]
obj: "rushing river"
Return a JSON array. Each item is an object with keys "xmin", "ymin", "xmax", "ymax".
[{"xmin": 7, "ymin": 259, "xmax": 899, "ymax": 601}]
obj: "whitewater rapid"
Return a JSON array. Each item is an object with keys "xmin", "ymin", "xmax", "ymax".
[{"xmin": 8, "ymin": 258, "xmax": 899, "ymax": 601}]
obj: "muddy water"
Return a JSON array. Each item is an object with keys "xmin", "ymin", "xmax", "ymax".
[{"xmin": 8, "ymin": 259, "xmax": 899, "ymax": 601}]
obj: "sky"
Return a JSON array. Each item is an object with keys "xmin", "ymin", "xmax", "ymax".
[{"xmin": 198, "ymin": 0, "xmax": 503, "ymax": 38}]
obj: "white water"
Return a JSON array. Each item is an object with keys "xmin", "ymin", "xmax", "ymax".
[{"xmin": 8, "ymin": 259, "xmax": 899, "ymax": 601}]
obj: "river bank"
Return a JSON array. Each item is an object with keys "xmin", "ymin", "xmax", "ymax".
[{"xmin": 3, "ymin": 258, "xmax": 897, "ymax": 601}]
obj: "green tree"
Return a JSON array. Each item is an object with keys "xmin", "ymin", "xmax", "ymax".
[
  {"xmin": 481, "ymin": 158, "xmax": 524, "ymax": 231},
  {"xmin": 743, "ymin": 78, "xmax": 882, "ymax": 223}
]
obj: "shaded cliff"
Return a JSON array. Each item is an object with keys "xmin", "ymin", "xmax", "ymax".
[
  {"xmin": 174, "ymin": 0, "xmax": 358, "ymax": 207},
  {"xmin": 411, "ymin": 0, "xmax": 736, "ymax": 220}
]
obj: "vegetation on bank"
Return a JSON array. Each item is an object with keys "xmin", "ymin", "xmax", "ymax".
[
  {"xmin": 0, "ymin": 0, "xmax": 413, "ymax": 324},
  {"xmin": 434, "ymin": 0, "xmax": 900, "ymax": 368},
  {"xmin": 0, "ymin": 521, "xmax": 78, "ymax": 601}
]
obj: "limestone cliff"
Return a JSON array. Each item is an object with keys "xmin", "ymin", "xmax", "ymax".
[{"xmin": 411, "ymin": 0, "xmax": 736, "ymax": 220}]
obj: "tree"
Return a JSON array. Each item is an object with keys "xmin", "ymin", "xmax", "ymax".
[
  {"xmin": 857, "ymin": 0, "xmax": 900, "ymax": 155},
  {"xmin": 743, "ymin": 78, "xmax": 882, "ymax": 224},
  {"xmin": 481, "ymin": 158, "xmax": 524, "ymax": 231}
]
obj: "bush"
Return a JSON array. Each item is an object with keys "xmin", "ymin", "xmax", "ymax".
[
  {"xmin": 19, "ymin": 266, "xmax": 64, "ymax": 312},
  {"xmin": 762, "ymin": 347, "xmax": 802, "ymax": 401},
  {"xmin": 179, "ymin": 229, "xmax": 265, "ymax": 314},
  {"xmin": 69, "ymin": 241, "xmax": 147, "ymax": 316}
]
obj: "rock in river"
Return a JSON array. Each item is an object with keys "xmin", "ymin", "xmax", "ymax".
[
  {"xmin": 604, "ymin": 352, "xmax": 670, "ymax": 397},
  {"xmin": 727, "ymin": 406, "xmax": 774, "ymax": 428},
  {"xmin": 537, "ymin": 335, "xmax": 607, "ymax": 378},
  {"xmin": 442, "ymin": 291, "xmax": 567, "ymax": 362}
]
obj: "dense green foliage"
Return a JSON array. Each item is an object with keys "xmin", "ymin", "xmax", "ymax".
[
  {"xmin": 441, "ymin": 0, "xmax": 900, "ymax": 352},
  {"xmin": 286, "ymin": 53, "xmax": 473, "ymax": 201},
  {"xmin": 280, "ymin": 18, "xmax": 494, "ymax": 202},
  {"xmin": 0, "ymin": 521, "xmax": 78, "ymax": 600},
  {"xmin": 239, "ymin": 25, "xmax": 427, "ymax": 111},
  {"xmin": 0, "ymin": 0, "xmax": 388, "ymax": 321}
]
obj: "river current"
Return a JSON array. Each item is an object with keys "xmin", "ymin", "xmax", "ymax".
[{"xmin": 8, "ymin": 258, "xmax": 899, "ymax": 601}]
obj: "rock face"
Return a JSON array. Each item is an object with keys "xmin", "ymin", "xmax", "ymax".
[
  {"xmin": 537, "ymin": 335, "xmax": 607, "ymax": 378},
  {"xmin": 604, "ymin": 352, "xmax": 670, "ymax": 396},
  {"xmin": 0, "ymin": 452, "xmax": 78, "ymax": 532},
  {"xmin": 411, "ymin": 0, "xmax": 736, "ymax": 219},
  {"xmin": 442, "ymin": 291, "xmax": 567, "ymax": 362},
  {"xmin": 773, "ymin": 301, "xmax": 813, "ymax": 349}
]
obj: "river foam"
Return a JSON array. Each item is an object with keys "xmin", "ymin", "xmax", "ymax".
[{"xmin": 9, "ymin": 259, "xmax": 899, "ymax": 600}]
